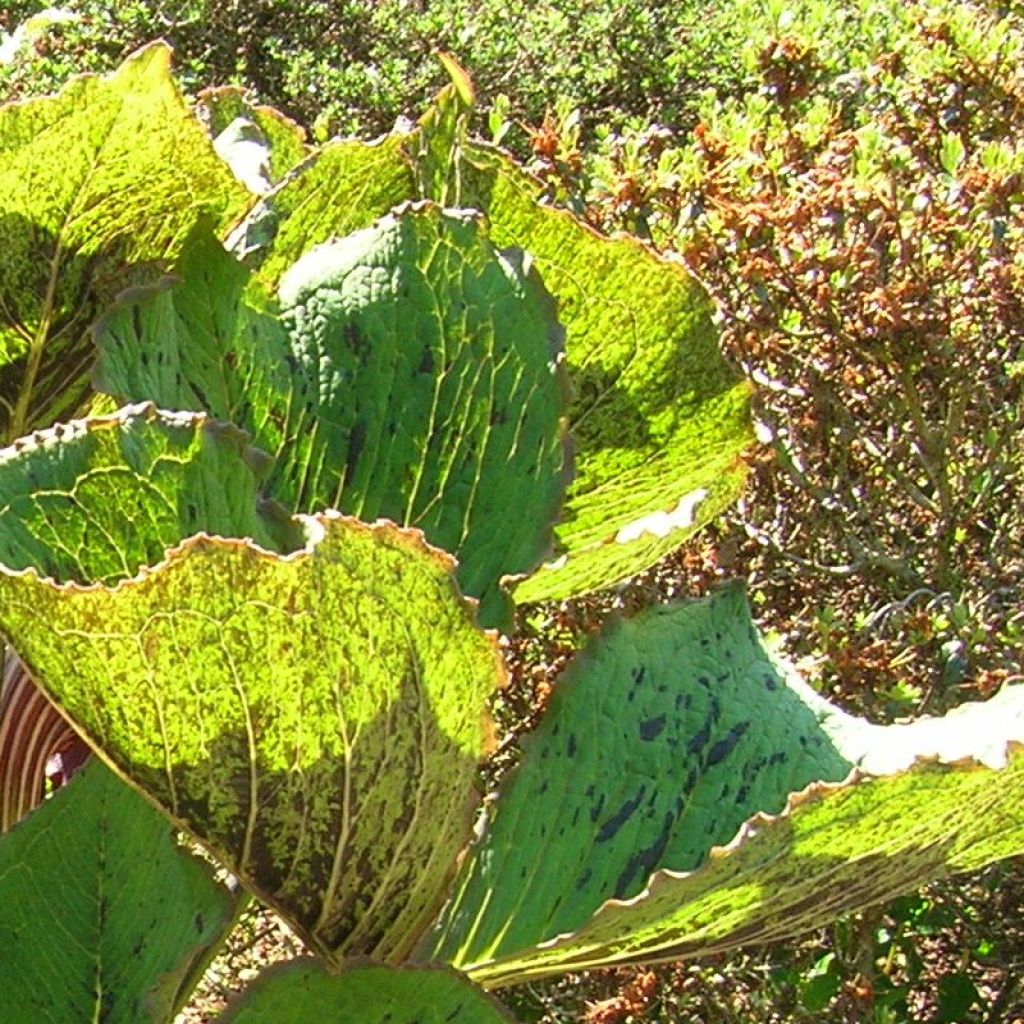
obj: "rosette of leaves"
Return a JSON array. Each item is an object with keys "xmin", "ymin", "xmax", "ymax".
[{"xmin": 0, "ymin": 46, "xmax": 1023, "ymax": 1023}]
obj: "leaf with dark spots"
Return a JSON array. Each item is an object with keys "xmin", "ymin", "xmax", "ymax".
[
  {"xmin": 613, "ymin": 809, "xmax": 678, "ymax": 898},
  {"xmin": 427, "ymin": 582, "xmax": 1024, "ymax": 988},
  {"xmin": 706, "ymin": 721, "xmax": 751, "ymax": 768},
  {"xmin": 94, "ymin": 207, "xmax": 568, "ymax": 631},
  {"xmin": 687, "ymin": 721, "xmax": 711, "ymax": 756},
  {"xmin": 426, "ymin": 585, "xmax": 855, "ymax": 973},
  {"xmin": 597, "ymin": 788, "xmax": 647, "ymax": 843},
  {"xmin": 639, "ymin": 715, "xmax": 667, "ymax": 741}
]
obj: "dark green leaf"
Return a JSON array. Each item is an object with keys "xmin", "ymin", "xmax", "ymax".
[
  {"xmin": 95, "ymin": 206, "xmax": 569, "ymax": 626},
  {"xmin": 425, "ymin": 585, "xmax": 1024, "ymax": 985},
  {"xmin": 0, "ymin": 759, "xmax": 238, "ymax": 1023}
]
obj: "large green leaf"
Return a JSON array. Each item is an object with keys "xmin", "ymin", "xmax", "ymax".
[
  {"xmin": 468, "ymin": 746, "xmax": 1024, "ymax": 985},
  {"xmin": 425, "ymin": 584, "xmax": 1024, "ymax": 985},
  {"xmin": 218, "ymin": 960, "xmax": 514, "ymax": 1023},
  {"xmin": 0, "ymin": 406, "xmax": 505, "ymax": 962},
  {"xmin": 0, "ymin": 43, "xmax": 248, "ymax": 442},
  {"xmin": 454, "ymin": 144, "xmax": 753, "ymax": 602},
  {"xmin": 0, "ymin": 758, "xmax": 238, "ymax": 1023},
  {"xmin": 95, "ymin": 205, "xmax": 569, "ymax": 626},
  {"xmin": 222, "ymin": 86, "xmax": 753, "ymax": 603}
]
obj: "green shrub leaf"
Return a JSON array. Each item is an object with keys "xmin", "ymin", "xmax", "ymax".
[
  {"xmin": 218, "ymin": 959, "xmax": 514, "ymax": 1023},
  {"xmin": 0, "ymin": 758, "xmax": 238, "ymax": 1023},
  {"xmin": 0, "ymin": 43, "xmax": 248, "ymax": 442},
  {"xmin": 95, "ymin": 205, "xmax": 569, "ymax": 626},
  {"xmin": 426, "ymin": 584, "xmax": 1024, "ymax": 985},
  {"xmin": 0, "ymin": 405, "xmax": 505, "ymax": 962}
]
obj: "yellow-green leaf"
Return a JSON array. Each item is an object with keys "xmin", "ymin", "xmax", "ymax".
[
  {"xmin": 0, "ymin": 43, "xmax": 249, "ymax": 441},
  {"xmin": 453, "ymin": 143, "xmax": 753, "ymax": 601},
  {"xmin": 0, "ymin": 406, "xmax": 505, "ymax": 963}
]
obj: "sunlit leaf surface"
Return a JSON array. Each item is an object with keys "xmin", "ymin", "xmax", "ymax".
[
  {"xmin": 426, "ymin": 585, "xmax": 1024, "ymax": 985},
  {"xmin": 0, "ymin": 406, "xmax": 504, "ymax": 962}
]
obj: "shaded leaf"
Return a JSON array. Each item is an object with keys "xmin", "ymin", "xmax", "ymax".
[
  {"xmin": 0, "ymin": 43, "xmax": 248, "ymax": 441},
  {"xmin": 95, "ymin": 206, "xmax": 569, "ymax": 626},
  {"xmin": 218, "ymin": 959, "xmax": 514, "ymax": 1023},
  {"xmin": 0, "ymin": 759, "xmax": 238, "ymax": 1023},
  {"xmin": 0, "ymin": 405, "xmax": 505, "ymax": 962},
  {"xmin": 425, "ymin": 585, "xmax": 1024, "ymax": 985}
]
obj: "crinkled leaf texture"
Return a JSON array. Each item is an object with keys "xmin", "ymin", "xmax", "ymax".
[
  {"xmin": 218, "ymin": 959, "xmax": 514, "ymax": 1023},
  {"xmin": 225, "ymin": 89, "xmax": 753, "ymax": 602},
  {"xmin": 425, "ymin": 584, "xmax": 1024, "ymax": 986},
  {"xmin": 0, "ymin": 758, "xmax": 238, "ymax": 1023},
  {"xmin": 0, "ymin": 43, "xmax": 248, "ymax": 442},
  {"xmin": 454, "ymin": 143, "xmax": 753, "ymax": 603},
  {"xmin": 0, "ymin": 405, "xmax": 505, "ymax": 963},
  {"xmin": 94, "ymin": 204, "xmax": 569, "ymax": 627}
]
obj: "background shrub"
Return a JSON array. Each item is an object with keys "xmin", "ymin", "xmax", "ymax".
[
  {"xmin": 1, "ymin": 0, "xmax": 757, "ymax": 139},
  {"xmin": 527, "ymin": 0, "xmax": 1024, "ymax": 717}
]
